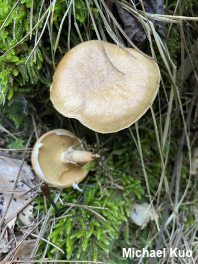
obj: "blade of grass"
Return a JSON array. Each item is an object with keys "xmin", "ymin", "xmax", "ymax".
[
  {"xmin": 135, "ymin": 122, "xmax": 160, "ymax": 231},
  {"xmin": 2, "ymin": 1, "xmax": 55, "ymax": 57},
  {"xmin": 30, "ymin": 0, "xmax": 33, "ymax": 40},
  {"xmin": 85, "ymin": 0, "xmax": 124, "ymax": 75},
  {"xmin": 53, "ymin": 0, "xmax": 73, "ymax": 57},
  {"xmin": 151, "ymin": 82, "xmax": 198, "ymax": 264},
  {"xmin": 0, "ymin": 0, "xmax": 20, "ymax": 33}
]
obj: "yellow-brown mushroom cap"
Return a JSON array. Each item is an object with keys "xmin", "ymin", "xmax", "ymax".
[
  {"xmin": 50, "ymin": 40, "xmax": 160, "ymax": 133},
  {"xmin": 31, "ymin": 129, "xmax": 89, "ymax": 188}
]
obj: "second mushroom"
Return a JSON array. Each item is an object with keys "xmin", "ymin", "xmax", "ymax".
[{"xmin": 31, "ymin": 129, "xmax": 94, "ymax": 188}]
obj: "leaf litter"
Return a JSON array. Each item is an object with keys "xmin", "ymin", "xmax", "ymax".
[{"xmin": 0, "ymin": 157, "xmax": 36, "ymax": 260}]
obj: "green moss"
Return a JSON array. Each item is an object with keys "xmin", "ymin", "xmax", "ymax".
[
  {"xmin": 0, "ymin": 0, "xmax": 97, "ymax": 104},
  {"xmin": 0, "ymin": 94, "xmax": 30, "ymax": 130}
]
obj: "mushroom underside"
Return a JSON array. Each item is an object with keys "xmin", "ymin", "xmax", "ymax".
[{"xmin": 32, "ymin": 131, "xmax": 89, "ymax": 187}]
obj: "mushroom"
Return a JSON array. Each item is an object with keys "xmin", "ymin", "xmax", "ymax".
[
  {"xmin": 50, "ymin": 40, "xmax": 160, "ymax": 133},
  {"xmin": 31, "ymin": 129, "xmax": 94, "ymax": 188},
  {"xmin": 40, "ymin": 183, "xmax": 60, "ymax": 216}
]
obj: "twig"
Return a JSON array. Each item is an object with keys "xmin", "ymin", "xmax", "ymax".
[
  {"xmin": 0, "ymin": 148, "xmax": 32, "ymax": 151},
  {"xmin": 0, "ymin": 151, "xmax": 30, "ymax": 161}
]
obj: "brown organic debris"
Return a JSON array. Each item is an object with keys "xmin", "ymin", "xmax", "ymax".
[
  {"xmin": 115, "ymin": 0, "xmax": 165, "ymax": 44},
  {"xmin": 0, "ymin": 157, "xmax": 35, "ymax": 228}
]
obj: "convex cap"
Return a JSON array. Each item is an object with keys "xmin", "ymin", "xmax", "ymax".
[
  {"xmin": 50, "ymin": 40, "xmax": 160, "ymax": 133},
  {"xmin": 31, "ymin": 129, "xmax": 93, "ymax": 188}
]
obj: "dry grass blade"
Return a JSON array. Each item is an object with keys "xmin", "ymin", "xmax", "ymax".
[
  {"xmin": 30, "ymin": 0, "xmax": 33, "ymax": 40},
  {"xmin": 0, "ymin": 0, "xmax": 20, "ymax": 33},
  {"xmin": 150, "ymin": 107, "xmax": 170, "ymax": 203},
  {"xmin": 0, "ymin": 148, "xmax": 32, "ymax": 151},
  {"xmin": 135, "ymin": 0, "xmax": 155, "ymax": 58},
  {"xmin": 63, "ymin": 202, "xmax": 108, "ymax": 210},
  {"xmin": 149, "ymin": 22, "xmax": 177, "ymax": 83},
  {"xmin": 83, "ymin": 207, "xmax": 106, "ymax": 221},
  {"xmin": 71, "ymin": 0, "xmax": 83, "ymax": 43},
  {"xmin": 34, "ymin": 0, "xmax": 45, "ymax": 63},
  {"xmin": 100, "ymin": 0, "xmax": 148, "ymax": 57},
  {"xmin": 5, "ymin": 261, "xmax": 106, "ymax": 263},
  {"xmin": 2, "ymin": 1, "xmax": 54, "ymax": 57},
  {"xmin": 135, "ymin": 122, "xmax": 160, "ymax": 231},
  {"xmin": 137, "ymin": 10, "xmax": 186, "ymax": 23},
  {"xmin": 0, "ymin": 151, "xmax": 31, "ymax": 161},
  {"xmin": 117, "ymin": 0, "xmax": 198, "ymax": 22},
  {"xmin": 161, "ymin": 70, "xmax": 175, "ymax": 150},
  {"xmin": 23, "ymin": 231, "xmax": 64, "ymax": 254},
  {"xmin": 0, "ymin": 238, "xmax": 14, "ymax": 255},
  {"xmin": 93, "ymin": 0, "xmax": 136, "ymax": 59},
  {"xmin": 149, "ymin": 20, "xmax": 192, "ymax": 156},
  {"xmin": 128, "ymin": 128, "xmax": 139, "ymax": 152},
  {"xmin": 53, "ymin": 0, "xmax": 73, "ymax": 57},
  {"xmin": 49, "ymin": 0, "xmax": 57, "ymax": 65},
  {"xmin": 0, "ymin": 125, "xmax": 20, "ymax": 142},
  {"xmin": 2, "ymin": 214, "xmax": 52, "ymax": 263},
  {"xmin": 49, "ymin": 214, "xmax": 72, "ymax": 221},
  {"xmin": 30, "ymin": 189, "xmax": 62, "ymax": 259},
  {"xmin": 138, "ymin": 3, "xmax": 170, "ymax": 205},
  {"xmin": 156, "ymin": 130, "xmax": 171, "ymax": 208},
  {"xmin": 31, "ymin": 114, "xmax": 39, "ymax": 140},
  {"xmin": 67, "ymin": 7, "xmax": 71, "ymax": 50},
  {"xmin": 62, "ymin": 197, "xmax": 107, "ymax": 221},
  {"xmin": 157, "ymin": 14, "xmax": 198, "ymax": 21},
  {"xmin": 25, "ymin": 4, "xmax": 53, "ymax": 65},
  {"xmin": 85, "ymin": 0, "xmax": 124, "ymax": 75},
  {"xmin": 152, "ymin": 83, "xmax": 198, "ymax": 264}
]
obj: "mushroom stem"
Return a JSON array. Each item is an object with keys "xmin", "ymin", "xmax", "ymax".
[
  {"xmin": 61, "ymin": 150, "xmax": 94, "ymax": 164},
  {"xmin": 40, "ymin": 183, "xmax": 60, "ymax": 216}
]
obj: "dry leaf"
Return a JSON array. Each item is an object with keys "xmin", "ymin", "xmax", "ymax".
[
  {"xmin": 15, "ymin": 240, "xmax": 36, "ymax": 258},
  {"xmin": 0, "ymin": 157, "xmax": 35, "ymax": 228},
  {"xmin": 115, "ymin": 0, "xmax": 165, "ymax": 44},
  {"xmin": 18, "ymin": 205, "xmax": 34, "ymax": 226},
  {"xmin": 0, "ymin": 238, "xmax": 11, "ymax": 253},
  {"xmin": 129, "ymin": 202, "xmax": 158, "ymax": 227}
]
